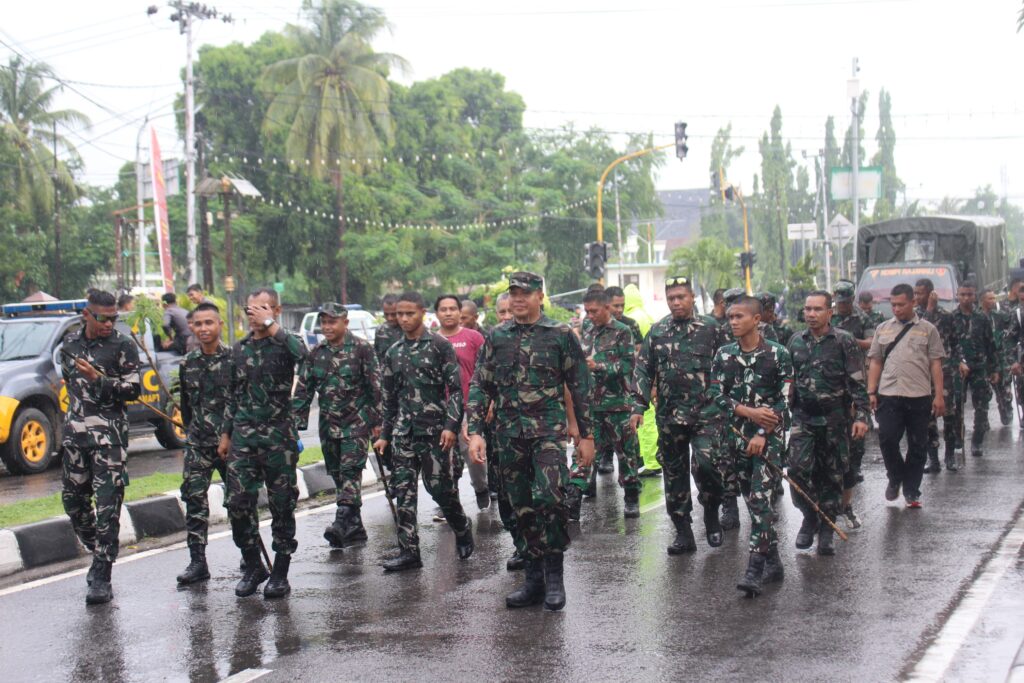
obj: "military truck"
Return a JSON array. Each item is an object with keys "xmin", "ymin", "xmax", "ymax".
[{"xmin": 0, "ymin": 299, "xmax": 185, "ymax": 474}]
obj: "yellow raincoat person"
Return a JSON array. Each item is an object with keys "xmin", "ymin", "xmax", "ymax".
[{"xmin": 622, "ymin": 285, "xmax": 661, "ymax": 476}]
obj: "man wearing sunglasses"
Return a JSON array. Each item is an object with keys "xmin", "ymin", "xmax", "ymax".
[{"xmin": 60, "ymin": 290, "xmax": 141, "ymax": 605}]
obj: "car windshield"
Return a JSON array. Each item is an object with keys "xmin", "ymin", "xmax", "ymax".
[{"xmin": 0, "ymin": 320, "xmax": 59, "ymax": 361}]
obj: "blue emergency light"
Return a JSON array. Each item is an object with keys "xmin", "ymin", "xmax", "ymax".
[{"xmin": 2, "ymin": 299, "xmax": 88, "ymax": 318}]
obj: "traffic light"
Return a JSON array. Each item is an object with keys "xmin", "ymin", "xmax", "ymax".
[
  {"xmin": 674, "ymin": 121, "xmax": 689, "ymax": 160},
  {"xmin": 586, "ymin": 241, "xmax": 608, "ymax": 280},
  {"xmin": 738, "ymin": 251, "xmax": 757, "ymax": 270},
  {"xmin": 583, "ymin": 242, "xmax": 593, "ymax": 274}
]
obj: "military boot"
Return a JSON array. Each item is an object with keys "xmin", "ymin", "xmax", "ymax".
[
  {"xmin": 505, "ymin": 558, "xmax": 545, "ymax": 608},
  {"xmin": 970, "ymin": 434, "xmax": 984, "ymax": 458},
  {"xmin": 263, "ymin": 554, "xmax": 291, "ymax": 599},
  {"xmin": 564, "ymin": 485, "xmax": 583, "ymax": 522},
  {"xmin": 923, "ymin": 447, "xmax": 941, "ymax": 474},
  {"xmin": 382, "ymin": 548, "xmax": 422, "ymax": 572},
  {"xmin": 85, "ymin": 560, "xmax": 113, "ymax": 605},
  {"xmin": 623, "ymin": 490, "xmax": 640, "ymax": 519},
  {"xmin": 944, "ymin": 444, "xmax": 959, "ymax": 472},
  {"xmin": 455, "ymin": 519, "xmax": 475, "ymax": 560},
  {"xmin": 703, "ymin": 501, "xmax": 723, "ymax": 548},
  {"xmin": 176, "ymin": 544, "xmax": 211, "ymax": 585},
  {"xmin": 86, "ymin": 556, "xmax": 100, "ymax": 586},
  {"xmin": 817, "ymin": 527, "xmax": 835, "ymax": 556},
  {"xmin": 667, "ymin": 515, "xmax": 697, "ymax": 555},
  {"xmin": 720, "ymin": 496, "xmax": 740, "ymax": 530},
  {"xmin": 736, "ymin": 551, "xmax": 767, "ymax": 597},
  {"xmin": 506, "ymin": 550, "xmax": 526, "ymax": 572},
  {"xmin": 323, "ymin": 506, "xmax": 348, "ymax": 548},
  {"xmin": 235, "ymin": 548, "xmax": 270, "ymax": 597},
  {"xmin": 340, "ymin": 505, "xmax": 368, "ymax": 544},
  {"xmin": 762, "ymin": 545, "xmax": 784, "ymax": 584},
  {"xmin": 583, "ymin": 465, "xmax": 598, "ymax": 498},
  {"xmin": 597, "ymin": 452, "xmax": 615, "ymax": 475},
  {"xmin": 795, "ymin": 513, "xmax": 818, "ymax": 550},
  {"xmin": 542, "ymin": 554, "xmax": 566, "ymax": 611}
]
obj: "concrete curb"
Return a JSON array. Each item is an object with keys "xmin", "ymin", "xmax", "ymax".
[{"xmin": 0, "ymin": 461, "xmax": 378, "ymax": 578}]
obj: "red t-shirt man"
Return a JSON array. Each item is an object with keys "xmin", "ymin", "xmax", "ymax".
[{"xmin": 444, "ymin": 326, "xmax": 485, "ymax": 405}]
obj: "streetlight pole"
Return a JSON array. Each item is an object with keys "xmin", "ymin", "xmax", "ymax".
[{"xmin": 848, "ymin": 57, "xmax": 861, "ymax": 280}]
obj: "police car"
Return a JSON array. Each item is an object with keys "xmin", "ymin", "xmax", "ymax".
[{"xmin": 0, "ymin": 299, "xmax": 186, "ymax": 474}]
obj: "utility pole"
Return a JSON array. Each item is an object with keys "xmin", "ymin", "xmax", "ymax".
[
  {"xmin": 613, "ymin": 173, "xmax": 624, "ymax": 286},
  {"xmin": 848, "ymin": 57, "xmax": 861, "ymax": 280},
  {"xmin": 818, "ymin": 150, "xmax": 832, "ymax": 291},
  {"xmin": 136, "ymin": 117, "xmax": 148, "ymax": 289},
  {"xmin": 51, "ymin": 121, "xmax": 61, "ymax": 298}
]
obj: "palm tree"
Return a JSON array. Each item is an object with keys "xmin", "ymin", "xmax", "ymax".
[
  {"xmin": 261, "ymin": 0, "xmax": 407, "ymax": 302},
  {"xmin": 670, "ymin": 237, "xmax": 737, "ymax": 303}
]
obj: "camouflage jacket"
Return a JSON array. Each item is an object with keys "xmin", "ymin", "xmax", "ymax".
[
  {"xmin": 760, "ymin": 322, "xmax": 779, "ymax": 343},
  {"xmin": 708, "ymin": 338, "xmax": 793, "ymax": 441},
  {"xmin": 863, "ymin": 309, "xmax": 887, "ymax": 330},
  {"xmin": 179, "ymin": 344, "xmax": 234, "ymax": 448},
  {"xmin": 951, "ymin": 308, "xmax": 997, "ymax": 375},
  {"xmin": 60, "ymin": 328, "xmax": 141, "ymax": 447},
  {"xmin": 373, "ymin": 323, "xmax": 403, "ymax": 364},
  {"xmin": 617, "ymin": 313, "xmax": 644, "ymax": 347},
  {"xmin": 1007, "ymin": 307, "xmax": 1024, "ymax": 364},
  {"xmin": 771, "ymin": 321, "xmax": 795, "ymax": 346},
  {"xmin": 381, "ymin": 330, "xmax": 462, "ymax": 439},
  {"xmin": 633, "ymin": 314, "xmax": 719, "ymax": 427},
  {"xmin": 580, "ymin": 318, "xmax": 635, "ymax": 413},
  {"xmin": 224, "ymin": 328, "xmax": 307, "ymax": 447},
  {"xmin": 293, "ymin": 331, "xmax": 381, "ymax": 439},
  {"xmin": 916, "ymin": 305, "xmax": 958, "ymax": 372},
  {"xmin": 984, "ymin": 308, "xmax": 1011, "ymax": 373},
  {"xmin": 787, "ymin": 327, "xmax": 869, "ymax": 427},
  {"xmin": 468, "ymin": 315, "xmax": 593, "ymax": 439},
  {"xmin": 831, "ymin": 309, "xmax": 875, "ymax": 342}
]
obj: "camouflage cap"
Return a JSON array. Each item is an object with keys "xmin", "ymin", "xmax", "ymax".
[
  {"xmin": 508, "ymin": 271, "xmax": 544, "ymax": 292},
  {"xmin": 723, "ymin": 287, "xmax": 747, "ymax": 305},
  {"xmin": 833, "ymin": 280, "xmax": 856, "ymax": 302},
  {"xmin": 757, "ymin": 291, "xmax": 777, "ymax": 309},
  {"xmin": 317, "ymin": 302, "xmax": 348, "ymax": 318}
]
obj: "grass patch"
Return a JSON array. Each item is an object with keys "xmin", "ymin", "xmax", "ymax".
[{"xmin": 0, "ymin": 447, "xmax": 327, "ymax": 529}]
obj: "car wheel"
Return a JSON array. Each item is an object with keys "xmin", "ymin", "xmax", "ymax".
[
  {"xmin": 153, "ymin": 402, "xmax": 187, "ymax": 450},
  {"xmin": 2, "ymin": 408, "xmax": 55, "ymax": 474}
]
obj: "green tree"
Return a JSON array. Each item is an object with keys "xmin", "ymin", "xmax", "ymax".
[
  {"xmin": 756, "ymin": 106, "xmax": 795, "ymax": 281},
  {"xmin": 701, "ymin": 124, "xmax": 744, "ymax": 244},
  {"xmin": 871, "ymin": 88, "xmax": 903, "ymax": 221},
  {"xmin": 669, "ymin": 237, "xmax": 736, "ymax": 302}
]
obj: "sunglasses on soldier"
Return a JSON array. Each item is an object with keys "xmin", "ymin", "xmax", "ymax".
[
  {"xmin": 665, "ymin": 276, "xmax": 691, "ymax": 288},
  {"xmin": 86, "ymin": 308, "xmax": 119, "ymax": 323}
]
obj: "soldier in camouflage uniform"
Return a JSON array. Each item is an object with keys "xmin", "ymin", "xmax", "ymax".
[
  {"xmin": 468, "ymin": 272, "xmax": 594, "ymax": 611},
  {"xmin": 712, "ymin": 287, "xmax": 748, "ymax": 529},
  {"xmin": 858, "ymin": 291, "xmax": 888, "ymax": 330},
  {"xmin": 787, "ymin": 291, "xmax": 869, "ymax": 555},
  {"xmin": 60, "ymin": 290, "xmax": 141, "ymax": 604},
  {"xmin": 374, "ymin": 294, "xmax": 404, "ymax": 474},
  {"xmin": 220, "ymin": 288, "xmax": 307, "ymax": 599},
  {"xmin": 914, "ymin": 278, "xmax": 960, "ymax": 471},
  {"xmin": 831, "ymin": 280, "xmax": 875, "ymax": 525},
  {"xmin": 1008, "ymin": 296, "xmax": 1024, "ymax": 419},
  {"xmin": 1002, "ymin": 279, "xmax": 1024, "ymax": 422},
  {"xmin": 372, "ymin": 291, "xmax": 473, "ymax": 572},
  {"xmin": 951, "ymin": 282, "xmax": 999, "ymax": 457},
  {"xmin": 707, "ymin": 295, "xmax": 793, "ymax": 597},
  {"xmin": 595, "ymin": 286, "xmax": 645, "ymax": 475},
  {"xmin": 982, "ymin": 289, "xmax": 1014, "ymax": 426},
  {"xmin": 293, "ymin": 303, "xmax": 382, "ymax": 549},
  {"xmin": 565, "ymin": 289, "xmax": 640, "ymax": 520},
  {"xmin": 631, "ymin": 276, "xmax": 725, "ymax": 554},
  {"xmin": 758, "ymin": 291, "xmax": 794, "ymax": 346},
  {"xmin": 176, "ymin": 303, "xmax": 233, "ymax": 585}
]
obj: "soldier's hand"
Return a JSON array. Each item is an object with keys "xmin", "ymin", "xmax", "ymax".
[
  {"xmin": 74, "ymin": 357, "xmax": 99, "ymax": 382},
  {"xmin": 850, "ymin": 420, "xmax": 868, "ymax": 440},
  {"xmin": 567, "ymin": 421, "xmax": 581, "ymax": 446},
  {"xmin": 468, "ymin": 434, "xmax": 486, "ymax": 464},
  {"xmin": 1012, "ymin": 362, "xmax": 1022, "ymax": 377},
  {"xmin": 373, "ymin": 438, "xmax": 389, "ymax": 454},
  {"xmin": 990, "ymin": 373, "xmax": 1000, "ymax": 385},
  {"xmin": 959, "ymin": 363, "xmax": 970, "ymax": 379},
  {"xmin": 869, "ymin": 394, "xmax": 878, "ymax": 412},
  {"xmin": 746, "ymin": 406, "xmax": 779, "ymax": 430},
  {"xmin": 439, "ymin": 429, "xmax": 456, "ymax": 450},
  {"xmin": 932, "ymin": 396, "xmax": 945, "ymax": 418},
  {"xmin": 629, "ymin": 414, "xmax": 643, "ymax": 432},
  {"xmin": 217, "ymin": 434, "xmax": 231, "ymax": 460},
  {"xmin": 372, "ymin": 426, "xmax": 382, "ymax": 439},
  {"xmin": 746, "ymin": 435, "xmax": 767, "ymax": 456},
  {"xmin": 575, "ymin": 437, "xmax": 596, "ymax": 467}
]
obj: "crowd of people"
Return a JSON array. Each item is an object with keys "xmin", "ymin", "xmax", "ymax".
[{"xmin": 56, "ymin": 271, "xmax": 1024, "ymax": 607}]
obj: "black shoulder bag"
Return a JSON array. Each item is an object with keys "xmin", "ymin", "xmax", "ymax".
[{"xmin": 883, "ymin": 322, "xmax": 914, "ymax": 363}]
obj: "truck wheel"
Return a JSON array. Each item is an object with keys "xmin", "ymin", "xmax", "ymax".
[
  {"xmin": 154, "ymin": 402, "xmax": 187, "ymax": 451},
  {"xmin": 1, "ymin": 408, "xmax": 55, "ymax": 474}
]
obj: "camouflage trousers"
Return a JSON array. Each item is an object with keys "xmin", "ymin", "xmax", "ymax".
[
  {"xmin": 322, "ymin": 436, "xmax": 369, "ymax": 508},
  {"xmin": 787, "ymin": 420, "xmax": 848, "ymax": 520},
  {"xmin": 391, "ymin": 433, "xmax": 469, "ymax": 553},
  {"xmin": 181, "ymin": 445, "xmax": 227, "ymax": 547},
  {"xmin": 656, "ymin": 423, "xmax": 722, "ymax": 528},
  {"xmin": 725, "ymin": 428, "xmax": 783, "ymax": 554},
  {"xmin": 994, "ymin": 370, "xmax": 1014, "ymax": 424},
  {"xmin": 225, "ymin": 442, "xmax": 299, "ymax": 556},
  {"xmin": 485, "ymin": 420, "xmax": 517, "ymax": 539},
  {"xmin": 927, "ymin": 367, "xmax": 960, "ymax": 450},
  {"xmin": 495, "ymin": 434, "xmax": 569, "ymax": 559},
  {"xmin": 569, "ymin": 411, "xmax": 640, "ymax": 494},
  {"xmin": 954, "ymin": 371, "xmax": 993, "ymax": 446},
  {"xmin": 62, "ymin": 440, "xmax": 128, "ymax": 563}
]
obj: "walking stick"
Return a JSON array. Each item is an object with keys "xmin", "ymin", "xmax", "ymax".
[
  {"xmin": 128, "ymin": 329, "xmax": 178, "ymax": 408},
  {"xmin": 372, "ymin": 447, "xmax": 399, "ymax": 526},
  {"xmin": 257, "ymin": 534, "xmax": 273, "ymax": 572}
]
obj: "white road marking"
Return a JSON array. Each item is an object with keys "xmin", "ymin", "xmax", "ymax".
[
  {"xmin": 220, "ymin": 667, "xmax": 272, "ymax": 683},
  {"xmin": 905, "ymin": 512, "xmax": 1024, "ymax": 682}
]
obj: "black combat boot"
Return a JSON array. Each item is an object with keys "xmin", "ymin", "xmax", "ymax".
[
  {"xmin": 85, "ymin": 560, "xmax": 113, "ymax": 605},
  {"xmin": 542, "ymin": 554, "xmax": 566, "ymax": 611},
  {"xmin": 623, "ymin": 490, "xmax": 640, "ymax": 519},
  {"xmin": 564, "ymin": 485, "xmax": 583, "ymax": 522},
  {"xmin": 667, "ymin": 515, "xmax": 697, "ymax": 555},
  {"xmin": 923, "ymin": 447, "xmax": 941, "ymax": 473},
  {"xmin": 506, "ymin": 558, "xmax": 545, "ymax": 608},
  {"xmin": 382, "ymin": 548, "xmax": 422, "ymax": 572},
  {"xmin": 583, "ymin": 465, "xmax": 598, "ymax": 498},
  {"xmin": 817, "ymin": 527, "xmax": 835, "ymax": 556},
  {"xmin": 263, "ymin": 554, "xmax": 291, "ymax": 599},
  {"xmin": 762, "ymin": 545, "xmax": 784, "ymax": 584},
  {"xmin": 506, "ymin": 549, "xmax": 526, "ymax": 571},
  {"xmin": 340, "ymin": 505, "xmax": 368, "ymax": 544},
  {"xmin": 455, "ymin": 519, "xmax": 474, "ymax": 560},
  {"xmin": 597, "ymin": 452, "xmax": 614, "ymax": 475},
  {"xmin": 86, "ymin": 556, "xmax": 100, "ymax": 586},
  {"xmin": 795, "ymin": 513, "xmax": 818, "ymax": 550},
  {"xmin": 720, "ymin": 496, "xmax": 740, "ymax": 530},
  {"xmin": 970, "ymin": 435, "xmax": 984, "ymax": 458},
  {"xmin": 176, "ymin": 544, "xmax": 211, "ymax": 585},
  {"xmin": 323, "ymin": 506, "xmax": 348, "ymax": 548},
  {"xmin": 703, "ymin": 501, "xmax": 723, "ymax": 548},
  {"xmin": 736, "ymin": 551, "xmax": 767, "ymax": 597},
  {"xmin": 944, "ymin": 444, "xmax": 959, "ymax": 472},
  {"xmin": 235, "ymin": 548, "xmax": 270, "ymax": 597}
]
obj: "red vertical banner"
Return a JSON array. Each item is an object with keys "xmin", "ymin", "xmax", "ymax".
[{"xmin": 149, "ymin": 128, "xmax": 174, "ymax": 293}]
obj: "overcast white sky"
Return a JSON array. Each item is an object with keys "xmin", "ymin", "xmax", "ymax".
[{"xmin": 3, "ymin": 0, "xmax": 1024, "ymax": 207}]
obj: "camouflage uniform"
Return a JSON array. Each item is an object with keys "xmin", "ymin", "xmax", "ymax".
[
  {"xmin": 632, "ymin": 314, "xmax": 721, "ymax": 529},
  {"xmin": 917, "ymin": 305, "xmax": 959, "ymax": 453},
  {"xmin": 951, "ymin": 307, "xmax": 998, "ymax": 450},
  {"xmin": 293, "ymin": 329, "xmax": 381, "ymax": 509},
  {"xmin": 1007, "ymin": 303, "xmax": 1024, "ymax": 422},
  {"xmin": 617, "ymin": 313, "xmax": 644, "ymax": 347},
  {"xmin": 223, "ymin": 328, "xmax": 307, "ymax": 556},
  {"xmin": 468, "ymin": 310, "xmax": 593, "ymax": 560},
  {"xmin": 179, "ymin": 344, "xmax": 234, "ymax": 548},
  {"xmin": 707, "ymin": 339, "xmax": 793, "ymax": 553},
  {"xmin": 987, "ymin": 305, "xmax": 1014, "ymax": 424},
  {"xmin": 589, "ymin": 312, "xmax": 643, "ymax": 474},
  {"xmin": 374, "ymin": 321, "xmax": 404, "ymax": 471},
  {"xmin": 482, "ymin": 324, "xmax": 518, "ymax": 544},
  {"xmin": 381, "ymin": 330, "xmax": 468, "ymax": 554},
  {"xmin": 60, "ymin": 329, "xmax": 141, "ymax": 563},
  {"xmin": 831, "ymin": 307, "xmax": 874, "ymax": 487},
  {"xmin": 862, "ymin": 309, "xmax": 887, "ymax": 330},
  {"xmin": 568, "ymin": 318, "xmax": 639, "ymax": 495},
  {"xmin": 787, "ymin": 328, "xmax": 869, "ymax": 520}
]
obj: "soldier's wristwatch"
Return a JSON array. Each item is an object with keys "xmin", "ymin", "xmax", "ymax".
[
  {"xmin": 263, "ymin": 318, "xmax": 275, "ymax": 328},
  {"xmin": 757, "ymin": 428, "xmax": 766, "ymax": 436}
]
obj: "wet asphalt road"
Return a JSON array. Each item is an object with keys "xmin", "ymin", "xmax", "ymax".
[{"xmin": 0, "ymin": 409, "xmax": 1022, "ymax": 682}]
